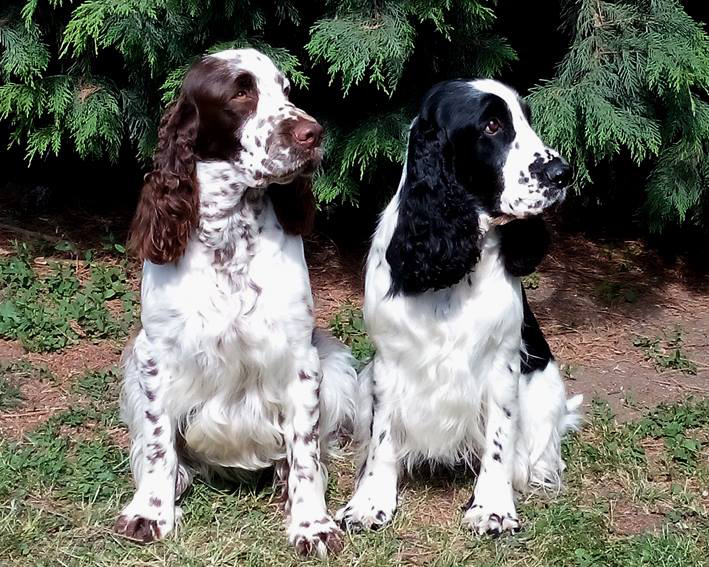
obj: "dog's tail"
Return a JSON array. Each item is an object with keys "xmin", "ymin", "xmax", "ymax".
[
  {"xmin": 313, "ymin": 328, "xmax": 358, "ymax": 453},
  {"xmin": 513, "ymin": 360, "xmax": 583, "ymax": 492}
]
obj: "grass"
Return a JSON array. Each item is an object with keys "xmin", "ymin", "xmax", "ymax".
[
  {"xmin": 0, "ymin": 242, "xmax": 137, "ymax": 352},
  {"xmin": 1, "ymin": 378, "xmax": 706, "ymax": 566},
  {"xmin": 1, "ymin": 247, "xmax": 707, "ymax": 565}
]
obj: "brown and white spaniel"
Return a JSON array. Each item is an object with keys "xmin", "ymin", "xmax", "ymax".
[{"xmin": 115, "ymin": 49, "xmax": 356, "ymax": 557}]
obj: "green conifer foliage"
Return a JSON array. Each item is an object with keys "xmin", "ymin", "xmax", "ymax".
[
  {"xmin": 0, "ymin": 0, "xmax": 513, "ymax": 204},
  {"xmin": 1, "ymin": 0, "xmax": 707, "ymax": 232},
  {"xmin": 527, "ymin": 0, "xmax": 709, "ymax": 231}
]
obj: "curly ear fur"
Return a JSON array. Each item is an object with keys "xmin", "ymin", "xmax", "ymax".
[
  {"xmin": 268, "ymin": 176, "xmax": 316, "ymax": 236},
  {"xmin": 129, "ymin": 97, "xmax": 200, "ymax": 264},
  {"xmin": 385, "ymin": 119, "xmax": 480, "ymax": 295},
  {"xmin": 498, "ymin": 216, "xmax": 550, "ymax": 277}
]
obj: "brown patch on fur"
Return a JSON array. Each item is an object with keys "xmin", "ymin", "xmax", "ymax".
[
  {"xmin": 268, "ymin": 176, "xmax": 316, "ymax": 236},
  {"xmin": 147, "ymin": 443, "xmax": 166, "ymax": 463},
  {"xmin": 128, "ymin": 58, "xmax": 260, "ymax": 265},
  {"xmin": 128, "ymin": 96, "xmax": 200, "ymax": 265}
]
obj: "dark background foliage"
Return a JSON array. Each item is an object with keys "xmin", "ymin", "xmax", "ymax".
[{"xmin": 1, "ymin": 0, "xmax": 707, "ymax": 251}]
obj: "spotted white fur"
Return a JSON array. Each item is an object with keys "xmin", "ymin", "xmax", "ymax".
[
  {"xmin": 471, "ymin": 79, "xmax": 566, "ymax": 217},
  {"xmin": 116, "ymin": 50, "xmax": 355, "ymax": 556},
  {"xmin": 338, "ymin": 81, "xmax": 581, "ymax": 537}
]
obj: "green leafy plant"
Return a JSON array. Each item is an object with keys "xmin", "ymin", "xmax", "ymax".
[
  {"xmin": 595, "ymin": 280, "xmax": 640, "ymax": 304},
  {"xmin": 632, "ymin": 326, "xmax": 697, "ymax": 375},
  {"xmin": 0, "ymin": 0, "xmax": 514, "ymax": 206},
  {"xmin": 2, "ymin": 0, "xmax": 707, "ymax": 231},
  {"xmin": 0, "ymin": 415, "xmax": 127, "ymax": 502},
  {"xmin": 0, "ymin": 244, "xmax": 137, "ymax": 351},
  {"xmin": 329, "ymin": 302, "xmax": 375, "ymax": 363},
  {"xmin": 636, "ymin": 398, "xmax": 708, "ymax": 469},
  {"xmin": 522, "ymin": 272, "xmax": 540, "ymax": 290},
  {"xmin": 73, "ymin": 367, "xmax": 119, "ymax": 401}
]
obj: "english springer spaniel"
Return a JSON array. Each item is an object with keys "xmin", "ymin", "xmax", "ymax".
[
  {"xmin": 336, "ymin": 80, "xmax": 582, "ymax": 536},
  {"xmin": 115, "ymin": 49, "xmax": 356, "ymax": 557}
]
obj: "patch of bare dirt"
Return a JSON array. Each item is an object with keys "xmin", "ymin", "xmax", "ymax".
[
  {"xmin": 0, "ymin": 338, "xmax": 24, "ymax": 360},
  {"xmin": 528, "ymin": 234, "xmax": 709, "ymax": 421},
  {"xmin": 305, "ymin": 233, "xmax": 364, "ymax": 326},
  {"xmin": 610, "ymin": 499, "xmax": 664, "ymax": 535},
  {"xmin": 579, "ymin": 474, "xmax": 666, "ymax": 536},
  {"xmin": 24, "ymin": 339, "xmax": 122, "ymax": 381},
  {"xmin": 0, "ymin": 368, "xmax": 69, "ymax": 439},
  {"xmin": 0, "ymin": 339, "xmax": 122, "ymax": 439}
]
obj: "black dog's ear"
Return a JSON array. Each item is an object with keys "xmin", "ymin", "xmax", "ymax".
[
  {"xmin": 498, "ymin": 216, "xmax": 550, "ymax": 277},
  {"xmin": 385, "ymin": 118, "xmax": 480, "ymax": 295}
]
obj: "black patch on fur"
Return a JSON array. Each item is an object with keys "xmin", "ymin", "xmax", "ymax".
[
  {"xmin": 386, "ymin": 81, "xmax": 517, "ymax": 295},
  {"xmin": 463, "ymin": 493, "xmax": 477, "ymax": 511},
  {"xmin": 498, "ymin": 216, "xmax": 550, "ymax": 277},
  {"xmin": 520, "ymin": 287, "xmax": 553, "ymax": 374}
]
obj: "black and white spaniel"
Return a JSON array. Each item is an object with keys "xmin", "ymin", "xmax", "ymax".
[
  {"xmin": 115, "ymin": 49, "xmax": 356, "ymax": 557},
  {"xmin": 336, "ymin": 79, "xmax": 582, "ymax": 536}
]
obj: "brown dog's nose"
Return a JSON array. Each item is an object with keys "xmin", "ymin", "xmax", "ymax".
[{"xmin": 292, "ymin": 120, "xmax": 323, "ymax": 149}]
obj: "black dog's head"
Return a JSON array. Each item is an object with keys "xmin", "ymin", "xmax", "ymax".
[{"xmin": 386, "ymin": 79, "xmax": 570, "ymax": 295}]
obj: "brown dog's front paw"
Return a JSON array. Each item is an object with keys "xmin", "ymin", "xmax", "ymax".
[
  {"xmin": 114, "ymin": 496, "xmax": 176, "ymax": 543},
  {"xmin": 114, "ymin": 514, "xmax": 166, "ymax": 543},
  {"xmin": 289, "ymin": 516, "xmax": 344, "ymax": 557}
]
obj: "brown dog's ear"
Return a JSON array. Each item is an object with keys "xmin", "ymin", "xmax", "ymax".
[
  {"xmin": 268, "ymin": 176, "xmax": 317, "ymax": 236},
  {"xmin": 129, "ymin": 96, "xmax": 200, "ymax": 264}
]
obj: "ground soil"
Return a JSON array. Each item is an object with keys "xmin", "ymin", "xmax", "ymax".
[{"xmin": 1, "ymin": 218, "xmax": 708, "ymax": 437}]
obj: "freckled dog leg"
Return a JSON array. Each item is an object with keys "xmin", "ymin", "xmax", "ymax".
[
  {"xmin": 115, "ymin": 339, "xmax": 178, "ymax": 543},
  {"xmin": 336, "ymin": 357, "xmax": 399, "ymax": 531},
  {"xmin": 463, "ymin": 357, "xmax": 521, "ymax": 536},
  {"xmin": 285, "ymin": 347, "xmax": 343, "ymax": 558}
]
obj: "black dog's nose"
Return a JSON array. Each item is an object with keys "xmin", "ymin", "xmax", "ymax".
[{"xmin": 543, "ymin": 158, "xmax": 571, "ymax": 187}]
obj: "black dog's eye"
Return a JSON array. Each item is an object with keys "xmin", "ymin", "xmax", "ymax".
[
  {"xmin": 233, "ymin": 89, "xmax": 248, "ymax": 100},
  {"xmin": 485, "ymin": 119, "xmax": 501, "ymax": 135}
]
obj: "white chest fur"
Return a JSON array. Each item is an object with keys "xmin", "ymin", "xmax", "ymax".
[
  {"xmin": 139, "ymin": 162, "xmax": 314, "ymax": 469},
  {"xmin": 364, "ymin": 195, "xmax": 523, "ymax": 465}
]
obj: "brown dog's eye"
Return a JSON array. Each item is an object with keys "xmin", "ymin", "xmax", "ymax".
[
  {"xmin": 234, "ymin": 90, "xmax": 248, "ymax": 100},
  {"xmin": 485, "ymin": 119, "xmax": 501, "ymax": 135}
]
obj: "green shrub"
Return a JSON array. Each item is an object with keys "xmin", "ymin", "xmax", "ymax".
[
  {"xmin": 528, "ymin": 0, "xmax": 709, "ymax": 231},
  {"xmin": 1, "ymin": 0, "xmax": 707, "ymax": 231}
]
